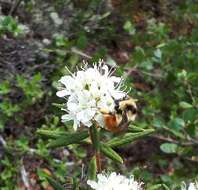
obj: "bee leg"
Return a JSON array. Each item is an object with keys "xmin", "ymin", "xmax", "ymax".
[
  {"xmin": 116, "ymin": 112, "xmax": 129, "ymax": 133},
  {"xmin": 118, "ymin": 122, "xmax": 129, "ymax": 132}
]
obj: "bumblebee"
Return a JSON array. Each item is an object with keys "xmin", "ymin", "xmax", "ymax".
[{"xmin": 100, "ymin": 96, "xmax": 137, "ymax": 133}]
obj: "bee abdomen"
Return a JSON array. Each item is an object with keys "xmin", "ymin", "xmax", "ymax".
[{"xmin": 104, "ymin": 114, "xmax": 121, "ymax": 133}]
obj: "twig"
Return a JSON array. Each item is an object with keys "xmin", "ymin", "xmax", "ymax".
[
  {"xmin": 71, "ymin": 47, "xmax": 92, "ymax": 59},
  {"xmin": 95, "ymin": 151, "xmax": 102, "ymax": 172},
  {"xmin": 89, "ymin": 126, "xmax": 102, "ymax": 173},
  {"xmin": 186, "ymin": 82, "xmax": 196, "ymax": 104},
  {"xmin": 184, "ymin": 156, "xmax": 198, "ymax": 163},
  {"xmin": 126, "ymin": 68, "xmax": 164, "ymax": 79},
  {"xmin": 140, "ymin": 70, "xmax": 164, "ymax": 79},
  {"xmin": 21, "ymin": 162, "xmax": 31, "ymax": 190},
  {"xmin": 9, "ymin": 0, "xmax": 23, "ymax": 15},
  {"xmin": 0, "ymin": 0, "xmax": 11, "ymax": 5},
  {"xmin": 151, "ymin": 134, "xmax": 198, "ymax": 147},
  {"xmin": 0, "ymin": 135, "xmax": 7, "ymax": 147}
]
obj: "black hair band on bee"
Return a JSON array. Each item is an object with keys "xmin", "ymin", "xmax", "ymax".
[{"xmin": 126, "ymin": 105, "xmax": 137, "ymax": 114}]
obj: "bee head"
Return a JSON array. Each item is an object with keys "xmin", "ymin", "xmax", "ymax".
[{"xmin": 115, "ymin": 97, "xmax": 137, "ymax": 122}]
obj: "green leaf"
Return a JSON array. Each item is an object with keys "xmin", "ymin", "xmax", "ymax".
[
  {"xmin": 162, "ymin": 126, "xmax": 185, "ymax": 139},
  {"xmin": 88, "ymin": 156, "xmax": 97, "ymax": 180},
  {"xmin": 162, "ymin": 184, "xmax": 171, "ymax": 190},
  {"xmin": 179, "ymin": 101, "xmax": 193, "ymax": 109},
  {"xmin": 107, "ymin": 129, "xmax": 155, "ymax": 148},
  {"xmin": 146, "ymin": 184, "xmax": 162, "ymax": 190},
  {"xmin": 46, "ymin": 176, "xmax": 65, "ymax": 190},
  {"xmin": 123, "ymin": 20, "xmax": 136, "ymax": 35},
  {"xmin": 100, "ymin": 143, "xmax": 123, "ymax": 164},
  {"xmin": 106, "ymin": 56, "xmax": 117, "ymax": 67},
  {"xmin": 153, "ymin": 119, "xmax": 165, "ymax": 129},
  {"xmin": 128, "ymin": 124, "xmax": 145, "ymax": 132},
  {"xmin": 160, "ymin": 143, "xmax": 178, "ymax": 154},
  {"xmin": 33, "ymin": 72, "xmax": 42, "ymax": 82},
  {"xmin": 71, "ymin": 177, "xmax": 79, "ymax": 190},
  {"xmin": 182, "ymin": 108, "xmax": 198, "ymax": 122},
  {"xmin": 37, "ymin": 129, "xmax": 69, "ymax": 139},
  {"xmin": 52, "ymin": 103, "xmax": 65, "ymax": 108},
  {"xmin": 146, "ymin": 184, "xmax": 170, "ymax": 190},
  {"xmin": 0, "ymin": 101, "xmax": 20, "ymax": 117},
  {"xmin": 47, "ymin": 131, "xmax": 89, "ymax": 148},
  {"xmin": 154, "ymin": 49, "xmax": 162, "ymax": 59},
  {"xmin": 77, "ymin": 33, "xmax": 87, "ymax": 49},
  {"xmin": 168, "ymin": 118, "xmax": 185, "ymax": 131},
  {"xmin": 0, "ymin": 81, "xmax": 10, "ymax": 95}
]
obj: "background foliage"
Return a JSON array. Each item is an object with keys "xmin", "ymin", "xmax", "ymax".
[{"xmin": 0, "ymin": 0, "xmax": 198, "ymax": 189}]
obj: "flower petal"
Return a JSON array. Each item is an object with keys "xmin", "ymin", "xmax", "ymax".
[
  {"xmin": 56, "ymin": 89, "xmax": 70, "ymax": 97},
  {"xmin": 61, "ymin": 114, "xmax": 73, "ymax": 122}
]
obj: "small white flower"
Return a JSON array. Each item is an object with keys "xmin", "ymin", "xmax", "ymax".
[
  {"xmin": 87, "ymin": 172, "xmax": 143, "ymax": 190},
  {"xmin": 181, "ymin": 182, "xmax": 198, "ymax": 190},
  {"xmin": 56, "ymin": 60, "xmax": 127, "ymax": 130}
]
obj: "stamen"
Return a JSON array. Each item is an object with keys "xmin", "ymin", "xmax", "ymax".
[
  {"xmin": 108, "ymin": 67, "xmax": 116, "ymax": 77},
  {"xmin": 65, "ymin": 66, "xmax": 73, "ymax": 76}
]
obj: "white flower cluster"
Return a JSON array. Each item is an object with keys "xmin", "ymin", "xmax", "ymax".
[
  {"xmin": 87, "ymin": 172, "xmax": 143, "ymax": 190},
  {"xmin": 56, "ymin": 61, "xmax": 126, "ymax": 130},
  {"xmin": 182, "ymin": 182, "xmax": 198, "ymax": 190}
]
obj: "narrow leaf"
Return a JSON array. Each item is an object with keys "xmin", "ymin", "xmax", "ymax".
[
  {"xmin": 100, "ymin": 143, "xmax": 123, "ymax": 164},
  {"xmin": 37, "ymin": 129, "xmax": 69, "ymax": 139},
  {"xmin": 46, "ymin": 176, "xmax": 65, "ymax": 190},
  {"xmin": 146, "ymin": 184, "xmax": 162, "ymax": 190},
  {"xmin": 107, "ymin": 129, "xmax": 155, "ymax": 148},
  {"xmin": 47, "ymin": 131, "xmax": 89, "ymax": 148},
  {"xmin": 71, "ymin": 177, "xmax": 79, "ymax": 190},
  {"xmin": 128, "ymin": 125, "xmax": 145, "ymax": 132},
  {"xmin": 52, "ymin": 103, "xmax": 65, "ymax": 108},
  {"xmin": 162, "ymin": 184, "xmax": 171, "ymax": 190},
  {"xmin": 88, "ymin": 156, "xmax": 97, "ymax": 180}
]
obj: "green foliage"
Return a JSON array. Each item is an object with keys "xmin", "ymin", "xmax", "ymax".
[
  {"xmin": 0, "ymin": 156, "xmax": 19, "ymax": 189},
  {"xmin": 88, "ymin": 156, "xmax": 97, "ymax": 180},
  {"xmin": 0, "ymin": 16, "xmax": 28, "ymax": 37},
  {"xmin": 0, "ymin": 81, "xmax": 10, "ymax": 95},
  {"xmin": 100, "ymin": 143, "xmax": 123, "ymax": 164},
  {"xmin": 47, "ymin": 131, "xmax": 89, "ymax": 148},
  {"xmin": 107, "ymin": 129, "xmax": 155, "ymax": 148},
  {"xmin": 0, "ymin": 73, "xmax": 44, "ymax": 130},
  {"xmin": 123, "ymin": 20, "xmax": 136, "ymax": 35},
  {"xmin": 37, "ymin": 129, "xmax": 71, "ymax": 139},
  {"xmin": 0, "ymin": 101, "xmax": 20, "ymax": 117},
  {"xmin": 45, "ymin": 175, "xmax": 65, "ymax": 190},
  {"xmin": 16, "ymin": 73, "xmax": 43, "ymax": 103}
]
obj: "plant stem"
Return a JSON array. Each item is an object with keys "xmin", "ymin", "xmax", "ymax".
[
  {"xmin": 89, "ymin": 125, "xmax": 101, "ymax": 173},
  {"xmin": 95, "ymin": 151, "xmax": 101, "ymax": 172}
]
